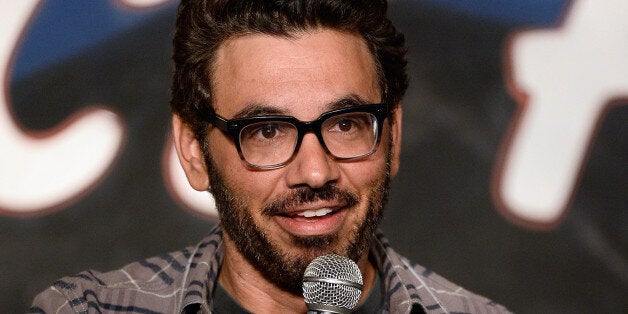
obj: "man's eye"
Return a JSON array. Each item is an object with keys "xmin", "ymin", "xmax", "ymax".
[
  {"xmin": 328, "ymin": 114, "xmax": 370, "ymax": 134},
  {"xmin": 336, "ymin": 119, "xmax": 356, "ymax": 132},
  {"xmin": 259, "ymin": 124, "xmax": 277, "ymax": 138},
  {"xmin": 244, "ymin": 123, "xmax": 285, "ymax": 140}
]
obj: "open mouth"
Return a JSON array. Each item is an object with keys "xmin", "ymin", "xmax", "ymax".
[
  {"xmin": 273, "ymin": 203, "xmax": 350, "ymax": 236},
  {"xmin": 288, "ymin": 208, "xmax": 338, "ymax": 221}
]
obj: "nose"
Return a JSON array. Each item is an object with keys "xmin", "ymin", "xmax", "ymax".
[{"xmin": 285, "ymin": 133, "xmax": 340, "ymax": 188}]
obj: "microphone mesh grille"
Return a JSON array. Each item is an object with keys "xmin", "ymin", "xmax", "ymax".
[{"xmin": 302, "ymin": 254, "xmax": 363, "ymax": 310}]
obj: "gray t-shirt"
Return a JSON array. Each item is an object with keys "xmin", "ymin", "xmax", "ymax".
[{"xmin": 213, "ymin": 271, "xmax": 384, "ymax": 313}]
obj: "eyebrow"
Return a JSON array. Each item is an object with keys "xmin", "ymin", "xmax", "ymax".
[
  {"xmin": 232, "ymin": 94, "xmax": 372, "ymax": 119},
  {"xmin": 327, "ymin": 94, "xmax": 370, "ymax": 110},
  {"xmin": 232, "ymin": 105, "xmax": 284, "ymax": 119}
]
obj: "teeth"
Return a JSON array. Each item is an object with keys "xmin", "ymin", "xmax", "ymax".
[{"xmin": 297, "ymin": 208, "xmax": 333, "ymax": 218}]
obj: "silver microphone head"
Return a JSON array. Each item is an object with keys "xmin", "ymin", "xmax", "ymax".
[{"xmin": 302, "ymin": 254, "xmax": 363, "ymax": 314}]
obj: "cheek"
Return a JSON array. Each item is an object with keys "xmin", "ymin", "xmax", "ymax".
[
  {"xmin": 208, "ymin": 134, "xmax": 284, "ymax": 210},
  {"xmin": 206, "ymin": 133, "xmax": 247, "ymax": 179},
  {"xmin": 346, "ymin": 131, "xmax": 392, "ymax": 187},
  {"xmin": 339, "ymin": 156, "xmax": 389, "ymax": 194}
]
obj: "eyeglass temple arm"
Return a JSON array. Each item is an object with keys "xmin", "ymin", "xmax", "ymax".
[{"xmin": 200, "ymin": 106, "xmax": 231, "ymax": 131}]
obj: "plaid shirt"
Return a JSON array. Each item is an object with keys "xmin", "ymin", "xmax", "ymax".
[{"xmin": 29, "ymin": 226, "xmax": 510, "ymax": 313}]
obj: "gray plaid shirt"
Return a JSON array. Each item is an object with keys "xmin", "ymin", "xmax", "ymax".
[{"xmin": 29, "ymin": 226, "xmax": 510, "ymax": 313}]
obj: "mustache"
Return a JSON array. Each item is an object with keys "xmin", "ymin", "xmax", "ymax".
[{"xmin": 262, "ymin": 185, "xmax": 359, "ymax": 216}]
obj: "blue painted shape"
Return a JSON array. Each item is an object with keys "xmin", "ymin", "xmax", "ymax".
[
  {"xmin": 12, "ymin": 0, "xmax": 176, "ymax": 81},
  {"xmin": 420, "ymin": 0, "xmax": 569, "ymax": 26}
]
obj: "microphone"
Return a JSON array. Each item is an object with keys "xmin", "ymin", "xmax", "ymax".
[{"xmin": 302, "ymin": 254, "xmax": 363, "ymax": 314}]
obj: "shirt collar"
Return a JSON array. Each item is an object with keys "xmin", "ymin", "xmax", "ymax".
[
  {"xmin": 369, "ymin": 230, "xmax": 425, "ymax": 313},
  {"xmin": 180, "ymin": 226, "xmax": 224, "ymax": 313},
  {"xmin": 178, "ymin": 226, "xmax": 425, "ymax": 313}
]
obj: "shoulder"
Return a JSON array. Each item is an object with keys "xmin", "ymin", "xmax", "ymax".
[
  {"xmin": 30, "ymin": 227, "xmax": 224, "ymax": 313},
  {"xmin": 403, "ymin": 258, "xmax": 511, "ymax": 313},
  {"xmin": 28, "ymin": 246, "xmax": 200, "ymax": 313},
  {"xmin": 371, "ymin": 231, "xmax": 512, "ymax": 313}
]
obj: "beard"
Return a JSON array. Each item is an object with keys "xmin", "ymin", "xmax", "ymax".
[{"xmin": 204, "ymin": 145, "xmax": 392, "ymax": 295}]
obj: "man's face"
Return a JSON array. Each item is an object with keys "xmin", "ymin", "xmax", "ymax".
[{"xmin": 203, "ymin": 29, "xmax": 401, "ymax": 294}]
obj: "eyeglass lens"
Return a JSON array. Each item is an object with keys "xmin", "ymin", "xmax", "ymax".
[{"xmin": 238, "ymin": 112, "xmax": 378, "ymax": 167}]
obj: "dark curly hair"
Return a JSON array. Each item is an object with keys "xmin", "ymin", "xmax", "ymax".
[{"xmin": 170, "ymin": 0, "xmax": 408, "ymax": 139}]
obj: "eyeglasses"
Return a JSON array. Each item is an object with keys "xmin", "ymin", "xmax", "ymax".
[{"xmin": 203, "ymin": 104, "xmax": 389, "ymax": 169}]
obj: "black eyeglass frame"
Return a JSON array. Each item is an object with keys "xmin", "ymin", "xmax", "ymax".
[{"xmin": 202, "ymin": 104, "xmax": 390, "ymax": 169}]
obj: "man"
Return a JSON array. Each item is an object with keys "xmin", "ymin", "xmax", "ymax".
[{"xmin": 31, "ymin": 0, "xmax": 510, "ymax": 313}]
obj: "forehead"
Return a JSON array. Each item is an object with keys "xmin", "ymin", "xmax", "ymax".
[{"xmin": 211, "ymin": 29, "xmax": 380, "ymax": 119}]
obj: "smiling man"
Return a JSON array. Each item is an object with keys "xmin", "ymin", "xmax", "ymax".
[{"xmin": 30, "ymin": 1, "xmax": 510, "ymax": 313}]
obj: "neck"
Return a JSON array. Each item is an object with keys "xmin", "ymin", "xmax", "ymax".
[{"xmin": 218, "ymin": 235, "xmax": 377, "ymax": 313}]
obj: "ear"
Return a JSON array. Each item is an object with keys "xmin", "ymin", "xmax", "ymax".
[
  {"xmin": 172, "ymin": 114, "xmax": 210, "ymax": 191},
  {"xmin": 389, "ymin": 104, "xmax": 402, "ymax": 178}
]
